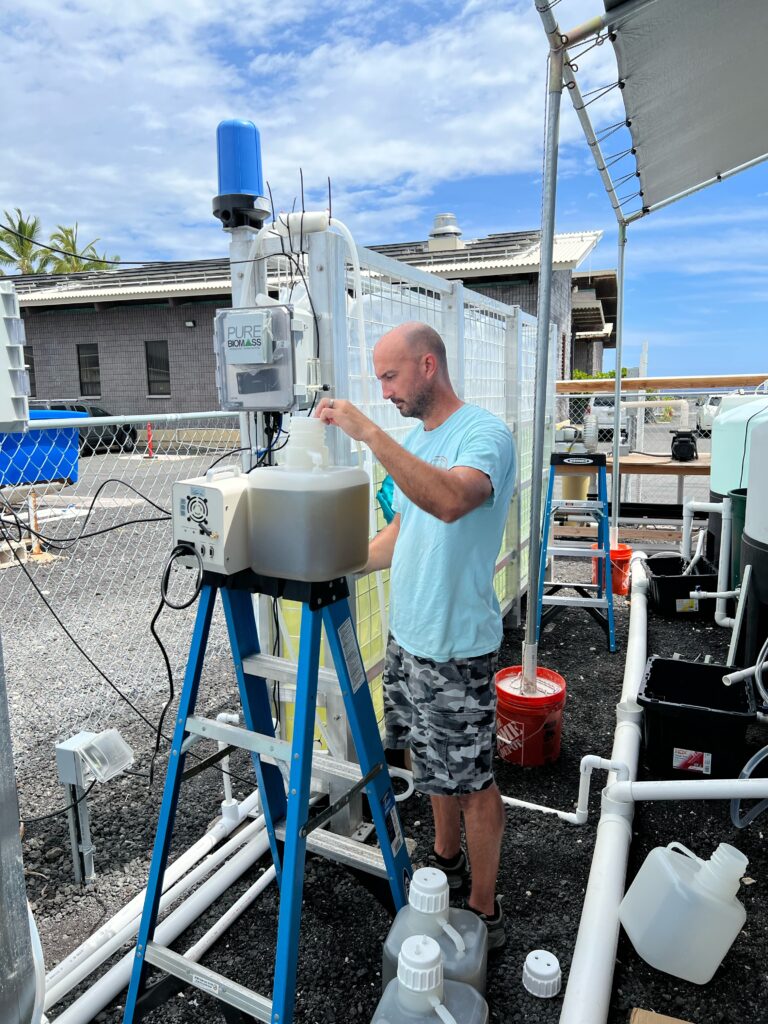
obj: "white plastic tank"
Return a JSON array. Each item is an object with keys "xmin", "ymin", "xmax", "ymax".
[
  {"xmin": 382, "ymin": 868, "xmax": 488, "ymax": 994},
  {"xmin": 710, "ymin": 396, "xmax": 768, "ymax": 498},
  {"xmin": 619, "ymin": 841, "xmax": 748, "ymax": 985},
  {"xmin": 371, "ymin": 935, "xmax": 488, "ymax": 1024},
  {"xmin": 744, "ymin": 419, "xmax": 768, "ymax": 547},
  {"xmin": 248, "ymin": 417, "xmax": 370, "ymax": 582}
]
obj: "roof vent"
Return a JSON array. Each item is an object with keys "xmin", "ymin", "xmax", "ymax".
[{"xmin": 428, "ymin": 213, "xmax": 465, "ymax": 252}]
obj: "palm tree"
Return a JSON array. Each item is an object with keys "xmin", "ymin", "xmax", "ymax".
[
  {"xmin": 47, "ymin": 224, "xmax": 118, "ymax": 273},
  {"xmin": 0, "ymin": 208, "xmax": 52, "ymax": 275}
]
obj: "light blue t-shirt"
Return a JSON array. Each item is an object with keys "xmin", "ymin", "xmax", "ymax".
[{"xmin": 390, "ymin": 403, "xmax": 517, "ymax": 662}]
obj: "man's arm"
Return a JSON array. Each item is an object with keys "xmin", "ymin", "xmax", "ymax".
[
  {"xmin": 317, "ymin": 400, "xmax": 490, "ymax": 523},
  {"xmin": 363, "ymin": 514, "xmax": 400, "ymax": 573}
]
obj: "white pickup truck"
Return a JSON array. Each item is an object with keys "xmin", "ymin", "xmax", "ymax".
[{"xmin": 587, "ymin": 394, "xmax": 628, "ymax": 442}]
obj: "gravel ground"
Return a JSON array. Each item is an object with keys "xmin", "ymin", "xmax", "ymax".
[{"xmin": 15, "ymin": 559, "xmax": 768, "ymax": 1024}]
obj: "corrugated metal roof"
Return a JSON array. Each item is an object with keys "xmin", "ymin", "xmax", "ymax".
[
  {"xmin": 12, "ymin": 228, "xmax": 602, "ymax": 306},
  {"xmin": 370, "ymin": 231, "xmax": 602, "ymax": 277}
]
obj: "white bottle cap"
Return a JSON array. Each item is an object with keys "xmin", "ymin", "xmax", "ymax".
[
  {"xmin": 522, "ymin": 949, "xmax": 562, "ymax": 998},
  {"xmin": 397, "ymin": 935, "xmax": 444, "ymax": 994},
  {"xmin": 408, "ymin": 867, "xmax": 450, "ymax": 914}
]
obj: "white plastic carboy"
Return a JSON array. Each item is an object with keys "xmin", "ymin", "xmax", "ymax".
[
  {"xmin": 370, "ymin": 935, "xmax": 488, "ymax": 1024},
  {"xmin": 619, "ymin": 841, "xmax": 749, "ymax": 985},
  {"xmin": 382, "ymin": 868, "xmax": 488, "ymax": 994},
  {"xmin": 247, "ymin": 416, "xmax": 369, "ymax": 582}
]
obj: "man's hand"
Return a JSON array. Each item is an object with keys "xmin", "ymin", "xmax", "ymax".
[{"xmin": 316, "ymin": 397, "xmax": 377, "ymax": 443}]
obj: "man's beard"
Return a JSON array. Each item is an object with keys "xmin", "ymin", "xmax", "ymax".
[{"xmin": 397, "ymin": 384, "xmax": 434, "ymax": 420}]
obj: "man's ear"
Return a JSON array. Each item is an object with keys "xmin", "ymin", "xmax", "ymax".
[{"xmin": 423, "ymin": 352, "xmax": 438, "ymax": 378}]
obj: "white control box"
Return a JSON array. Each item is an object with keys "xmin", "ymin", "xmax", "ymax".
[
  {"xmin": 0, "ymin": 282, "xmax": 30, "ymax": 432},
  {"xmin": 214, "ymin": 304, "xmax": 295, "ymax": 412},
  {"xmin": 172, "ymin": 466, "xmax": 251, "ymax": 575}
]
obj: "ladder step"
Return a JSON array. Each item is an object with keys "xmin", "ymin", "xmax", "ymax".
[
  {"xmin": 546, "ymin": 583, "xmax": 600, "ymax": 593},
  {"xmin": 542, "ymin": 595, "xmax": 609, "ymax": 608},
  {"xmin": 276, "ymin": 821, "xmax": 390, "ymax": 877},
  {"xmin": 144, "ymin": 943, "xmax": 272, "ymax": 1022},
  {"xmin": 552, "ymin": 500, "xmax": 606, "ymax": 511},
  {"xmin": 547, "ymin": 546, "xmax": 606, "ymax": 558},
  {"xmin": 243, "ymin": 653, "xmax": 340, "ymax": 698},
  {"xmin": 184, "ymin": 716, "xmax": 292, "ymax": 762}
]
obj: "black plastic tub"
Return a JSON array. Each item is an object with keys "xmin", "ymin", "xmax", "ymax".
[
  {"xmin": 637, "ymin": 655, "xmax": 756, "ymax": 779},
  {"xmin": 644, "ymin": 552, "xmax": 719, "ymax": 618}
]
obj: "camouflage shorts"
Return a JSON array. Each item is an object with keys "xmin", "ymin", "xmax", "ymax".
[{"xmin": 383, "ymin": 636, "xmax": 499, "ymax": 796}]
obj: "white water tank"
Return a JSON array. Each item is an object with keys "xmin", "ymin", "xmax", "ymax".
[
  {"xmin": 745, "ymin": 419, "xmax": 768, "ymax": 547},
  {"xmin": 710, "ymin": 396, "xmax": 768, "ymax": 498}
]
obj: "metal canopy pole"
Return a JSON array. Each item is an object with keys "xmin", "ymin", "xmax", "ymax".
[
  {"xmin": 525, "ymin": 5, "xmax": 610, "ymax": 690},
  {"xmin": 610, "ymin": 221, "xmax": 626, "ymax": 545},
  {"xmin": 522, "ymin": 46, "xmax": 564, "ymax": 692}
]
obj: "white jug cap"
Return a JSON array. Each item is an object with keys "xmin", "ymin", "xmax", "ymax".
[
  {"xmin": 522, "ymin": 949, "xmax": 562, "ymax": 998},
  {"xmin": 397, "ymin": 935, "xmax": 443, "ymax": 993},
  {"xmin": 408, "ymin": 867, "xmax": 450, "ymax": 914}
]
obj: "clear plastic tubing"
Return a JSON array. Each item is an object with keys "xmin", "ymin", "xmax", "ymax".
[{"xmin": 731, "ymin": 742, "xmax": 768, "ymax": 828}]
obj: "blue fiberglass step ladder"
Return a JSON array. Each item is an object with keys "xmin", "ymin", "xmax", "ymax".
[
  {"xmin": 535, "ymin": 452, "xmax": 616, "ymax": 652},
  {"xmin": 122, "ymin": 574, "xmax": 412, "ymax": 1024}
]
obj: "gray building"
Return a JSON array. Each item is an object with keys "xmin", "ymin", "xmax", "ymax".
[{"xmin": 12, "ymin": 217, "xmax": 611, "ymax": 415}]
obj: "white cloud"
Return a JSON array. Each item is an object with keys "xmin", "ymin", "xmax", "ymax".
[{"xmin": 1, "ymin": 0, "xmax": 620, "ymax": 260}]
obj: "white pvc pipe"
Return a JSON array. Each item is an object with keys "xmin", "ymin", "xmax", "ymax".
[
  {"xmin": 329, "ymin": 218, "xmax": 370, "ymax": 409},
  {"xmin": 501, "ymin": 755, "xmax": 630, "ymax": 826},
  {"xmin": 682, "ymin": 528, "xmax": 705, "ymax": 576},
  {"xmin": 682, "ymin": 497, "xmax": 735, "ymax": 628},
  {"xmin": 44, "ymin": 790, "xmax": 261, "ymax": 1002},
  {"xmin": 183, "ymin": 864, "xmax": 277, "ymax": 963},
  {"xmin": 559, "ymin": 552, "xmax": 648, "ymax": 1024},
  {"xmin": 48, "ymin": 829, "xmax": 272, "ymax": 1024},
  {"xmin": 29, "ymin": 903, "xmax": 46, "ymax": 1024},
  {"xmin": 715, "ymin": 497, "xmax": 734, "ymax": 628},
  {"xmin": 610, "ymin": 778, "xmax": 768, "ymax": 803},
  {"xmin": 45, "ymin": 815, "xmax": 266, "ymax": 1010},
  {"xmin": 682, "ymin": 499, "xmax": 723, "ymax": 560}
]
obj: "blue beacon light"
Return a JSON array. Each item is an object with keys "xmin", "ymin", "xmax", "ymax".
[{"xmin": 213, "ymin": 119, "xmax": 270, "ymax": 228}]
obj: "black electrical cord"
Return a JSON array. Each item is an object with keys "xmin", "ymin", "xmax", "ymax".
[
  {"xmin": 0, "ymin": 478, "xmax": 170, "ymax": 551},
  {"xmin": 205, "ymin": 446, "xmax": 249, "ymax": 473},
  {"xmin": 21, "ymin": 779, "xmax": 98, "ymax": 824},
  {"xmin": 147, "ymin": 547, "xmax": 203, "ymax": 785},
  {"xmin": 160, "ymin": 544, "xmax": 203, "ymax": 610},
  {"xmin": 0, "ymin": 519, "xmax": 163, "ymax": 737},
  {"xmin": 2, "ymin": 521, "xmax": 263, "ymax": 803}
]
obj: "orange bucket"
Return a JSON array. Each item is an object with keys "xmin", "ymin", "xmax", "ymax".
[
  {"xmin": 495, "ymin": 667, "xmax": 567, "ymax": 767},
  {"xmin": 592, "ymin": 543, "xmax": 632, "ymax": 597}
]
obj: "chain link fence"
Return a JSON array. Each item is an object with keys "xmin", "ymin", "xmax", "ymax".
[
  {"xmin": 553, "ymin": 388, "xmax": 760, "ymax": 509},
  {"xmin": 0, "ymin": 412, "xmax": 244, "ymax": 801}
]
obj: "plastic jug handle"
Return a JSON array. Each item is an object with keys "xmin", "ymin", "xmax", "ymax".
[
  {"xmin": 667, "ymin": 841, "xmax": 704, "ymax": 866},
  {"xmin": 428, "ymin": 995, "xmax": 459, "ymax": 1024},
  {"xmin": 436, "ymin": 915, "xmax": 466, "ymax": 954}
]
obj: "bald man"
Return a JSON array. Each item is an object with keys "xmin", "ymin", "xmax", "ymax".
[{"xmin": 317, "ymin": 321, "xmax": 516, "ymax": 951}]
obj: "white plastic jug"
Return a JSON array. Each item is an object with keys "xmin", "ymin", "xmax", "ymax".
[
  {"xmin": 281, "ymin": 416, "xmax": 329, "ymax": 470},
  {"xmin": 371, "ymin": 935, "xmax": 488, "ymax": 1024},
  {"xmin": 382, "ymin": 868, "xmax": 487, "ymax": 994},
  {"xmin": 618, "ymin": 841, "xmax": 749, "ymax": 984},
  {"xmin": 248, "ymin": 415, "xmax": 369, "ymax": 582}
]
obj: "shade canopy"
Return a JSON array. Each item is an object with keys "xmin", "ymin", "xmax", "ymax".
[{"xmin": 605, "ymin": 0, "xmax": 768, "ymax": 214}]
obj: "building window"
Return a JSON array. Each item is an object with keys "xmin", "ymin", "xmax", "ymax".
[
  {"xmin": 77, "ymin": 343, "xmax": 101, "ymax": 397},
  {"xmin": 145, "ymin": 340, "xmax": 170, "ymax": 396},
  {"xmin": 24, "ymin": 345, "xmax": 36, "ymax": 397}
]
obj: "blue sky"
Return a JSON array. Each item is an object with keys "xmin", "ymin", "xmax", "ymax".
[{"xmin": 2, "ymin": 0, "xmax": 766, "ymax": 376}]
